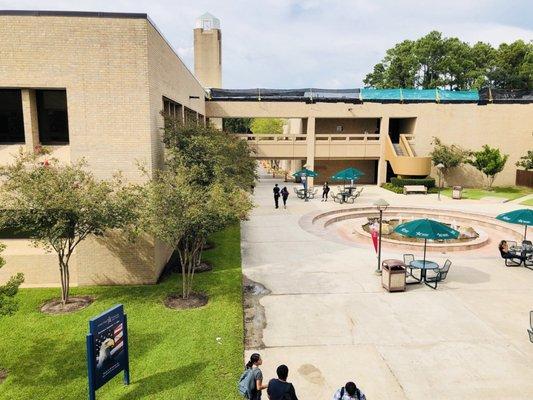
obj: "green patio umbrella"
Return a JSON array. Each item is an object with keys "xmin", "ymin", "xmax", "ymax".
[
  {"xmin": 394, "ymin": 218, "xmax": 459, "ymax": 264},
  {"xmin": 292, "ymin": 168, "xmax": 318, "ymax": 178},
  {"xmin": 496, "ymin": 208, "xmax": 533, "ymax": 239},
  {"xmin": 331, "ymin": 167, "xmax": 364, "ymax": 188}
]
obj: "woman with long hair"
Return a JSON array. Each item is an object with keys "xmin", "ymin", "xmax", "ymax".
[{"xmin": 246, "ymin": 353, "xmax": 267, "ymax": 399}]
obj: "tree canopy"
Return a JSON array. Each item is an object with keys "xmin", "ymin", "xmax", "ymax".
[
  {"xmin": 364, "ymin": 31, "xmax": 532, "ymax": 90},
  {"xmin": 250, "ymin": 118, "xmax": 284, "ymax": 135},
  {"xmin": 516, "ymin": 150, "xmax": 533, "ymax": 171},
  {"xmin": 143, "ymin": 120, "xmax": 255, "ymax": 299},
  {"xmin": 0, "ymin": 149, "xmax": 139, "ymax": 305},
  {"xmin": 468, "ymin": 145, "xmax": 509, "ymax": 189}
]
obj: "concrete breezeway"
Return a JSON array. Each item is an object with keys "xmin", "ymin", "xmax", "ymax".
[{"xmin": 242, "ymin": 178, "xmax": 533, "ymax": 400}]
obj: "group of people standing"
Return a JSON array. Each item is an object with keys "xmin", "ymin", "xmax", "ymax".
[{"xmin": 240, "ymin": 353, "xmax": 366, "ymax": 400}]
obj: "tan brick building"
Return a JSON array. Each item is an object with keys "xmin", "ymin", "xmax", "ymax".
[{"xmin": 0, "ymin": 11, "xmax": 207, "ymax": 287}]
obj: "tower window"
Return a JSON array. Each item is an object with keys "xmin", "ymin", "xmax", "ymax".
[{"xmin": 36, "ymin": 90, "xmax": 69, "ymax": 144}]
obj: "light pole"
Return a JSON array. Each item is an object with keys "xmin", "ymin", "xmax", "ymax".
[
  {"xmin": 374, "ymin": 198, "xmax": 389, "ymax": 275},
  {"xmin": 436, "ymin": 163, "xmax": 444, "ymax": 201}
]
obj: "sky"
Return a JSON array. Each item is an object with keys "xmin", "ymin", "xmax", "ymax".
[{"xmin": 1, "ymin": 0, "xmax": 532, "ymax": 88}]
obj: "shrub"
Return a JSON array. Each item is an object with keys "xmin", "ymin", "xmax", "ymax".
[{"xmin": 390, "ymin": 177, "xmax": 436, "ymax": 188}]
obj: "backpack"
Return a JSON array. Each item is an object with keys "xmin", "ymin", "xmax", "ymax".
[{"xmin": 237, "ymin": 368, "xmax": 256, "ymax": 398}]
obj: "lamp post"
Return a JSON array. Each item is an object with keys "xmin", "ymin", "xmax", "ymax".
[
  {"xmin": 436, "ymin": 163, "xmax": 444, "ymax": 201},
  {"xmin": 374, "ymin": 198, "xmax": 389, "ymax": 275}
]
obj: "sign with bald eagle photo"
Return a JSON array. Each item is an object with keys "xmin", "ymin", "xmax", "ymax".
[{"xmin": 86, "ymin": 304, "xmax": 130, "ymax": 400}]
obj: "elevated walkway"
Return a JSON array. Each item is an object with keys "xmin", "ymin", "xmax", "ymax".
[{"xmin": 234, "ymin": 133, "xmax": 381, "ymax": 159}]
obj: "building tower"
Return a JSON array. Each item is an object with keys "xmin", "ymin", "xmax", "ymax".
[{"xmin": 194, "ymin": 12, "xmax": 222, "ymax": 88}]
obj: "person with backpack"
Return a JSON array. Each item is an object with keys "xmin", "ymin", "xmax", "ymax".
[
  {"xmin": 332, "ymin": 381, "xmax": 366, "ymax": 400},
  {"xmin": 238, "ymin": 353, "xmax": 267, "ymax": 399},
  {"xmin": 267, "ymin": 364, "xmax": 298, "ymax": 400},
  {"xmin": 280, "ymin": 187, "xmax": 289, "ymax": 209}
]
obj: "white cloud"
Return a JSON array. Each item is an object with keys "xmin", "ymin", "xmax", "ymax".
[{"xmin": 0, "ymin": 0, "xmax": 531, "ymax": 88}]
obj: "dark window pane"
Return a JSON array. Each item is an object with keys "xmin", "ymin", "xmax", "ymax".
[
  {"xmin": 0, "ymin": 89, "xmax": 25, "ymax": 143},
  {"xmin": 37, "ymin": 90, "xmax": 69, "ymax": 144}
]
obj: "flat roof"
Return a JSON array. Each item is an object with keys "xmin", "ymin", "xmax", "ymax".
[{"xmin": 0, "ymin": 10, "xmax": 148, "ymax": 19}]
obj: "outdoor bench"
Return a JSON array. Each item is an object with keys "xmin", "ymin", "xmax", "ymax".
[{"xmin": 403, "ymin": 185, "xmax": 427, "ymax": 195}]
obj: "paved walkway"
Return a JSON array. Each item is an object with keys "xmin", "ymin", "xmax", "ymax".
[{"xmin": 242, "ymin": 179, "xmax": 533, "ymax": 400}]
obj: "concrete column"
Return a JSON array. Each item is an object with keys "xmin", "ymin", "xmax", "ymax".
[
  {"xmin": 21, "ymin": 89, "xmax": 40, "ymax": 151},
  {"xmin": 305, "ymin": 117, "xmax": 316, "ymax": 186},
  {"xmin": 377, "ymin": 117, "xmax": 389, "ymax": 185}
]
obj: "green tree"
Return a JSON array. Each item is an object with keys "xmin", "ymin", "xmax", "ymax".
[
  {"xmin": 0, "ymin": 244, "xmax": 24, "ymax": 316},
  {"xmin": 490, "ymin": 40, "xmax": 533, "ymax": 90},
  {"xmin": 250, "ymin": 118, "xmax": 284, "ymax": 135},
  {"xmin": 223, "ymin": 118, "xmax": 252, "ymax": 133},
  {"xmin": 468, "ymin": 145, "xmax": 509, "ymax": 189},
  {"xmin": 0, "ymin": 149, "xmax": 139, "ymax": 305},
  {"xmin": 364, "ymin": 32, "xmax": 531, "ymax": 90},
  {"xmin": 143, "ymin": 120, "xmax": 254, "ymax": 300},
  {"xmin": 516, "ymin": 150, "xmax": 533, "ymax": 170},
  {"xmin": 429, "ymin": 138, "xmax": 470, "ymax": 174}
]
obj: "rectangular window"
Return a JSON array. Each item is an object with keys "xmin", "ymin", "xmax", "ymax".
[
  {"xmin": 36, "ymin": 90, "xmax": 69, "ymax": 144},
  {"xmin": 0, "ymin": 89, "xmax": 25, "ymax": 143},
  {"xmin": 184, "ymin": 107, "xmax": 198, "ymax": 125}
]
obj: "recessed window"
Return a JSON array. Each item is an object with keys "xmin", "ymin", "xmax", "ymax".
[
  {"xmin": 36, "ymin": 90, "xmax": 69, "ymax": 144},
  {"xmin": 184, "ymin": 107, "xmax": 198, "ymax": 124},
  {"xmin": 162, "ymin": 97, "xmax": 183, "ymax": 122},
  {"xmin": 0, "ymin": 89, "xmax": 25, "ymax": 143}
]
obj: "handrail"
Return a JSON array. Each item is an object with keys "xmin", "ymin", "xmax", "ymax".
[
  {"xmin": 399, "ymin": 134, "xmax": 415, "ymax": 157},
  {"xmin": 232, "ymin": 133, "xmax": 381, "ymax": 143}
]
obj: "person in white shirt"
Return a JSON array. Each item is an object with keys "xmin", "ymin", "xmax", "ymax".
[{"xmin": 332, "ymin": 381, "xmax": 366, "ymax": 400}]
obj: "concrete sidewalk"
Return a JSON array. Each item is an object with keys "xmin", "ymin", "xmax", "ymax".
[{"xmin": 242, "ymin": 180, "xmax": 533, "ymax": 400}]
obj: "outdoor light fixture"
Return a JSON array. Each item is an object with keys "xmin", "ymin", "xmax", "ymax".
[
  {"xmin": 436, "ymin": 163, "xmax": 445, "ymax": 201},
  {"xmin": 374, "ymin": 198, "xmax": 389, "ymax": 275}
]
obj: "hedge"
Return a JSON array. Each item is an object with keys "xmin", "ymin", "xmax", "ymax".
[{"xmin": 390, "ymin": 177, "xmax": 436, "ymax": 188}]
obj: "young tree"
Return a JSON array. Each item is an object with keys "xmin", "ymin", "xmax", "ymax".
[
  {"xmin": 250, "ymin": 118, "xmax": 284, "ymax": 135},
  {"xmin": 516, "ymin": 150, "xmax": 533, "ymax": 170},
  {"xmin": 0, "ymin": 244, "xmax": 24, "ymax": 316},
  {"xmin": 223, "ymin": 118, "xmax": 252, "ymax": 133},
  {"xmin": 468, "ymin": 145, "xmax": 509, "ymax": 189},
  {"xmin": 143, "ymin": 121, "xmax": 255, "ymax": 300},
  {"xmin": 429, "ymin": 138, "xmax": 469, "ymax": 174},
  {"xmin": 0, "ymin": 150, "xmax": 139, "ymax": 305}
]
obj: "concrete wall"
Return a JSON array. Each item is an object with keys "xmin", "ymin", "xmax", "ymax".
[
  {"xmin": 0, "ymin": 14, "xmax": 206, "ymax": 287},
  {"xmin": 316, "ymin": 118, "xmax": 379, "ymax": 134},
  {"xmin": 193, "ymin": 28, "xmax": 222, "ymax": 88},
  {"xmin": 207, "ymin": 101, "xmax": 533, "ymax": 186}
]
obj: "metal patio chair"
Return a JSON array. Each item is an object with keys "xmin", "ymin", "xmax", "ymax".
[
  {"xmin": 403, "ymin": 253, "xmax": 417, "ymax": 281},
  {"xmin": 425, "ymin": 259, "xmax": 452, "ymax": 289}
]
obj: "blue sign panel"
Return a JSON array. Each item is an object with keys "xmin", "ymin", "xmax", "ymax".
[{"xmin": 86, "ymin": 304, "xmax": 130, "ymax": 400}]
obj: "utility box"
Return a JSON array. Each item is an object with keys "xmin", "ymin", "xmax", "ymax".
[
  {"xmin": 382, "ymin": 259, "xmax": 406, "ymax": 292},
  {"xmin": 452, "ymin": 186, "xmax": 463, "ymax": 199}
]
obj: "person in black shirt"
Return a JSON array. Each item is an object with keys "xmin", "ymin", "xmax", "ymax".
[
  {"xmin": 281, "ymin": 187, "xmax": 289, "ymax": 209},
  {"xmin": 267, "ymin": 364, "xmax": 298, "ymax": 400},
  {"xmin": 273, "ymin": 184, "xmax": 281, "ymax": 209}
]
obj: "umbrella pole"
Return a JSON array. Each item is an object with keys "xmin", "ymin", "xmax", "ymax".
[
  {"xmin": 423, "ymin": 238, "xmax": 427, "ymax": 265},
  {"xmin": 525, "ymin": 224, "xmax": 527, "ymax": 240}
]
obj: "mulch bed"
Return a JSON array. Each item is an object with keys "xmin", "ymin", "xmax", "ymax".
[
  {"xmin": 0, "ymin": 368, "xmax": 7, "ymax": 384},
  {"xmin": 164, "ymin": 292, "xmax": 208, "ymax": 310},
  {"xmin": 194, "ymin": 261, "xmax": 213, "ymax": 273},
  {"xmin": 40, "ymin": 296, "xmax": 94, "ymax": 315}
]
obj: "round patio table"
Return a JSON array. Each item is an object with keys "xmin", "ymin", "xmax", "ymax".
[{"xmin": 409, "ymin": 260, "xmax": 439, "ymax": 282}]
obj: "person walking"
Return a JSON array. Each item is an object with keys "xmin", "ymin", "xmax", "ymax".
[
  {"xmin": 281, "ymin": 186, "xmax": 289, "ymax": 209},
  {"xmin": 322, "ymin": 182, "xmax": 330, "ymax": 202},
  {"xmin": 244, "ymin": 353, "xmax": 267, "ymax": 399},
  {"xmin": 332, "ymin": 381, "xmax": 366, "ymax": 400},
  {"xmin": 273, "ymin": 184, "xmax": 280, "ymax": 209},
  {"xmin": 267, "ymin": 365, "xmax": 298, "ymax": 400}
]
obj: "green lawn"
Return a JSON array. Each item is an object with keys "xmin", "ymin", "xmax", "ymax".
[
  {"xmin": 521, "ymin": 198, "xmax": 533, "ymax": 206},
  {"xmin": 0, "ymin": 226, "xmax": 243, "ymax": 400},
  {"xmin": 441, "ymin": 186, "xmax": 532, "ymax": 201}
]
